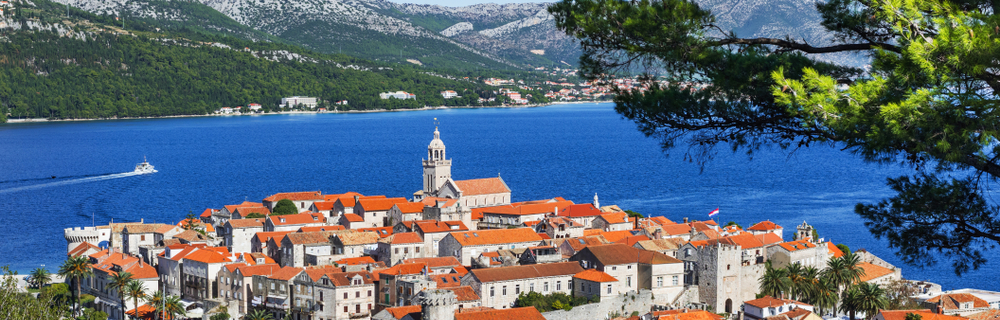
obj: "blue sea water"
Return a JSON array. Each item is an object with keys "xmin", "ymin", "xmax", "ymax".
[{"xmin": 0, "ymin": 103, "xmax": 996, "ymax": 290}]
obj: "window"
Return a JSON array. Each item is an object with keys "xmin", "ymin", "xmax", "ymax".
[
  {"xmin": 356, "ymin": 305, "xmax": 361, "ymax": 313},
  {"xmin": 141, "ymin": 235, "xmax": 146, "ymax": 241},
  {"xmin": 529, "ymin": 283, "xmax": 535, "ymax": 292},
  {"xmin": 727, "ymin": 264, "xmax": 731, "ymax": 270},
  {"xmin": 657, "ymin": 277, "xmax": 663, "ymax": 287},
  {"xmin": 627, "ymin": 276, "xmax": 632, "ymax": 287},
  {"xmin": 672, "ymin": 275, "xmax": 679, "ymax": 286},
  {"xmin": 344, "ymin": 292, "xmax": 348, "ymax": 299},
  {"xmin": 607, "ymin": 284, "xmax": 612, "ymax": 294},
  {"xmin": 515, "ymin": 285, "xmax": 520, "ymax": 294},
  {"xmin": 416, "ymin": 247, "xmax": 420, "ymax": 253},
  {"xmin": 395, "ymin": 248, "xmax": 399, "ymax": 254},
  {"xmin": 628, "ymin": 265, "xmax": 632, "ymax": 269},
  {"xmin": 270, "ymin": 283, "xmax": 275, "ymax": 290},
  {"xmin": 356, "ymin": 291, "xmax": 360, "ymax": 298},
  {"xmin": 502, "ymin": 286, "xmax": 507, "ymax": 296},
  {"xmin": 368, "ymin": 290, "xmax": 372, "ymax": 297},
  {"xmin": 320, "ymin": 292, "xmax": 323, "ymax": 300},
  {"xmin": 404, "ymin": 247, "xmax": 408, "ymax": 254},
  {"xmin": 344, "ymin": 306, "xmax": 348, "ymax": 313},
  {"xmin": 544, "ymin": 282, "xmax": 549, "ymax": 292},
  {"xmin": 490, "ymin": 287, "xmax": 495, "ymax": 297},
  {"xmin": 556, "ymin": 281, "xmax": 561, "ymax": 291},
  {"xmin": 612, "ymin": 266, "xmax": 617, "ymax": 271}
]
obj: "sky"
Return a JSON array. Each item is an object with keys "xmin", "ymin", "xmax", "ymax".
[{"xmin": 384, "ymin": 0, "xmax": 546, "ymax": 7}]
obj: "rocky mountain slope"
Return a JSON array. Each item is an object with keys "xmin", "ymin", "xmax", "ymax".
[{"xmin": 50, "ymin": 0, "xmax": 862, "ymax": 71}]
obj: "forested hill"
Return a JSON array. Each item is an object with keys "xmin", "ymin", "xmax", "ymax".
[{"xmin": 0, "ymin": 0, "xmax": 526, "ymax": 123}]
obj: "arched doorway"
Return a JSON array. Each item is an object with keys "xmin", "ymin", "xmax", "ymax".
[{"xmin": 725, "ymin": 299, "xmax": 733, "ymax": 314}]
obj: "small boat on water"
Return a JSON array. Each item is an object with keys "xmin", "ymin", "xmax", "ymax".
[{"xmin": 134, "ymin": 157, "xmax": 157, "ymax": 174}]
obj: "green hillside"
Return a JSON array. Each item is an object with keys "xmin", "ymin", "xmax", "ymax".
[{"xmin": 0, "ymin": 0, "xmax": 545, "ymax": 123}]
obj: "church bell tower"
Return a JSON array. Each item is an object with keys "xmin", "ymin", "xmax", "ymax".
[{"xmin": 423, "ymin": 126, "xmax": 452, "ymax": 195}]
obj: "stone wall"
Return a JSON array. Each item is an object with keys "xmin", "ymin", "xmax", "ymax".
[{"xmin": 541, "ymin": 290, "xmax": 654, "ymax": 320}]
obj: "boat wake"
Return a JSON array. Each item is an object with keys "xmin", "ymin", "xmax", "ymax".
[
  {"xmin": 0, "ymin": 171, "xmax": 146, "ymax": 194},
  {"xmin": 0, "ymin": 173, "xmax": 115, "ymax": 185}
]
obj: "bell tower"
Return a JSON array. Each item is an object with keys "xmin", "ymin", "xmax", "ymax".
[{"xmin": 423, "ymin": 125, "xmax": 452, "ymax": 195}]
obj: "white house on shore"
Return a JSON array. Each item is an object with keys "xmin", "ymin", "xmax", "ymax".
[
  {"xmin": 279, "ymin": 96, "xmax": 318, "ymax": 109},
  {"xmin": 380, "ymin": 91, "xmax": 416, "ymax": 100}
]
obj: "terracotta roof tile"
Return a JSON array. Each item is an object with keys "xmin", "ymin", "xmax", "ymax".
[
  {"xmin": 581, "ymin": 244, "xmax": 682, "ymax": 266},
  {"xmin": 336, "ymin": 256, "xmax": 376, "ymax": 265},
  {"xmin": 453, "ymin": 177, "xmax": 511, "ymax": 196},
  {"xmin": 968, "ymin": 310, "xmax": 1000, "ymax": 320},
  {"xmin": 777, "ymin": 239, "xmax": 817, "ymax": 252},
  {"xmin": 755, "ymin": 233, "xmax": 784, "ymax": 245},
  {"xmin": 454, "ymin": 307, "xmax": 546, "ymax": 320},
  {"xmin": 470, "ymin": 261, "xmax": 583, "ymax": 283},
  {"xmin": 224, "ymin": 201, "xmax": 264, "ymax": 214},
  {"xmin": 228, "ymin": 219, "xmax": 264, "ymax": 228},
  {"xmin": 451, "ymin": 228, "xmax": 543, "ymax": 246},
  {"xmin": 857, "ymin": 262, "xmax": 895, "ymax": 283},
  {"xmin": 599, "ymin": 212, "xmax": 630, "ymax": 224},
  {"xmin": 233, "ymin": 207, "xmax": 270, "ymax": 218},
  {"xmin": 298, "ymin": 225, "xmax": 346, "ymax": 232},
  {"xmin": 653, "ymin": 309, "xmax": 725, "ymax": 320},
  {"xmin": 253, "ymin": 231, "xmax": 292, "ymax": 244},
  {"xmin": 285, "ymin": 231, "xmax": 344, "ymax": 245},
  {"xmin": 358, "ymin": 198, "xmax": 409, "ymax": 212},
  {"xmin": 123, "ymin": 223, "xmax": 172, "ymax": 234},
  {"xmin": 200, "ymin": 208, "xmax": 216, "ymax": 218},
  {"xmin": 745, "ymin": 296, "xmax": 809, "ymax": 309},
  {"xmin": 414, "ymin": 220, "xmax": 468, "ymax": 233},
  {"xmin": 380, "ymin": 232, "xmax": 423, "ymax": 244},
  {"xmin": 614, "ymin": 235, "xmax": 650, "ymax": 246},
  {"xmin": 342, "ymin": 213, "xmax": 363, "ymax": 222},
  {"xmin": 443, "ymin": 286, "xmax": 480, "ymax": 302},
  {"xmin": 379, "ymin": 263, "xmax": 427, "ymax": 276},
  {"xmin": 748, "ymin": 220, "xmax": 782, "ymax": 231},
  {"xmin": 780, "ymin": 308, "xmax": 814, "ymax": 320},
  {"xmin": 323, "ymin": 192, "xmax": 364, "ymax": 202},
  {"xmin": 481, "ymin": 200, "xmax": 574, "ymax": 216},
  {"xmin": 69, "ymin": 242, "xmax": 102, "ymax": 257},
  {"xmin": 826, "ymin": 242, "xmax": 845, "ymax": 258},
  {"xmin": 877, "ymin": 310, "xmax": 967, "ymax": 320},
  {"xmin": 563, "ymin": 235, "xmax": 611, "ymax": 251},
  {"xmin": 394, "ymin": 202, "xmax": 427, "ymax": 214},
  {"xmin": 358, "ymin": 226, "xmax": 394, "ymax": 237},
  {"xmin": 336, "ymin": 232, "xmax": 381, "ymax": 246},
  {"xmin": 573, "ymin": 269, "xmax": 618, "ymax": 282},
  {"xmin": 268, "ymin": 266, "xmax": 304, "ymax": 281},
  {"xmin": 235, "ymin": 264, "xmax": 281, "ymax": 277},
  {"xmin": 268, "ymin": 212, "xmax": 326, "ymax": 226},
  {"xmin": 263, "ymin": 191, "xmax": 323, "ymax": 202},
  {"xmin": 421, "ymin": 197, "xmax": 459, "ymax": 208},
  {"xmin": 926, "ymin": 293, "xmax": 990, "ymax": 310},
  {"xmin": 312, "ymin": 201, "xmax": 336, "ymax": 211},
  {"xmin": 557, "ymin": 203, "xmax": 604, "ymax": 217},
  {"xmin": 433, "ymin": 274, "xmax": 464, "ymax": 288},
  {"xmin": 384, "ymin": 305, "xmax": 422, "ymax": 319},
  {"xmin": 597, "ymin": 230, "xmax": 636, "ymax": 243},
  {"xmin": 401, "ymin": 257, "xmax": 461, "ymax": 268},
  {"xmin": 635, "ymin": 238, "xmax": 685, "ymax": 251},
  {"xmin": 183, "ymin": 249, "xmax": 231, "ymax": 264}
]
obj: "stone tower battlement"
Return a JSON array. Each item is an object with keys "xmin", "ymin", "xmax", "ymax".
[
  {"xmin": 419, "ymin": 289, "xmax": 457, "ymax": 320},
  {"xmin": 64, "ymin": 226, "xmax": 111, "ymax": 253}
]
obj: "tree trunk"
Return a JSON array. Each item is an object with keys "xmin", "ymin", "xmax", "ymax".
[
  {"xmin": 122, "ymin": 296, "xmax": 126, "ymax": 320},
  {"xmin": 74, "ymin": 278, "xmax": 81, "ymax": 317},
  {"xmin": 850, "ymin": 310, "xmax": 856, "ymax": 320}
]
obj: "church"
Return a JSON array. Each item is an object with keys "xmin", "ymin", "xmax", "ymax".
[{"xmin": 412, "ymin": 127, "xmax": 512, "ymax": 209}]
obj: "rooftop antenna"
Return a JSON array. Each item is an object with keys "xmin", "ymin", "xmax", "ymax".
[{"xmin": 434, "ymin": 117, "xmax": 439, "ymax": 129}]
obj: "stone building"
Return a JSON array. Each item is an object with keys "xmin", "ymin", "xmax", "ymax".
[
  {"xmin": 437, "ymin": 228, "xmax": 544, "ymax": 266},
  {"xmin": 221, "ymin": 218, "xmax": 264, "ymax": 254},
  {"xmin": 534, "ymin": 216, "xmax": 585, "ymax": 239},
  {"xmin": 569, "ymin": 244, "xmax": 685, "ymax": 303},
  {"xmin": 766, "ymin": 238, "xmax": 829, "ymax": 270},
  {"xmin": 262, "ymin": 191, "xmax": 324, "ymax": 212},
  {"xmin": 377, "ymin": 232, "xmax": 427, "ymax": 266},
  {"xmin": 461, "ymin": 261, "xmax": 584, "ymax": 309},
  {"xmin": 677, "ymin": 233, "xmax": 768, "ymax": 314},
  {"xmin": 413, "ymin": 127, "xmax": 512, "ymax": 210}
]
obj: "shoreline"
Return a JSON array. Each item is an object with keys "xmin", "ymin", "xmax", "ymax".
[{"xmin": 2, "ymin": 101, "xmax": 614, "ymax": 124}]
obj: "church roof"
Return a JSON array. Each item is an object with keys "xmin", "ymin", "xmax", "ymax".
[{"xmin": 454, "ymin": 177, "xmax": 510, "ymax": 196}]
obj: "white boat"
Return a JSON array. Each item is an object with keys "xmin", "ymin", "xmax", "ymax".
[{"xmin": 134, "ymin": 157, "xmax": 157, "ymax": 174}]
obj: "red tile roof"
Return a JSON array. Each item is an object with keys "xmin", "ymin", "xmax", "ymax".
[
  {"xmin": 777, "ymin": 239, "xmax": 817, "ymax": 252},
  {"xmin": 599, "ymin": 212, "xmax": 630, "ymax": 224},
  {"xmin": 968, "ymin": 310, "xmax": 1000, "ymax": 320},
  {"xmin": 394, "ymin": 202, "xmax": 427, "ymax": 214},
  {"xmin": 269, "ymin": 212, "xmax": 325, "ymax": 226},
  {"xmin": 358, "ymin": 197, "xmax": 409, "ymax": 211},
  {"xmin": 268, "ymin": 266, "xmax": 305, "ymax": 281},
  {"xmin": 453, "ymin": 177, "xmax": 511, "ymax": 196},
  {"xmin": 481, "ymin": 200, "xmax": 574, "ymax": 216},
  {"xmin": 263, "ymin": 191, "xmax": 323, "ymax": 202},
  {"xmin": 755, "ymin": 232, "xmax": 784, "ymax": 245},
  {"xmin": 312, "ymin": 201, "xmax": 336, "ymax": 211},
  {"xmin": 454, "ymin": 307, "xmax": 546, "ymax": 320},
  {"xmin": 826, "ymin": 242, "xmax": 845, "ymax": 258},
  {"xmin": 421, "ymin": 197, "xmax": 459, "ymax": 208},
  {"xmin": 381, "ymin": 232, "xmax": 423, "ymax": 244},
  {"xmin": 233, "ymin": 207, "xmax": 270, "ymax": 218},
  {"xmin": 748, "ymin": 220, "xmax": 782, "ymax": 231},
  {"xmin": 234, "ymin": 264, "xmax": 282, "ymax": 277},
  {"xmin": 358, "ymin": 226, "xmax": 393, "ymax": 237},
  {"xmin": 444, "ymin": 286, "xmax": 480, "ymax": 302},
  {"xmin": 379, "ymin": 263, "xmax": 427, "ymax": 276},
  {"xmin": 470, "ymin": 262, "xmax": 584, "ymax": 283},
  {"xmin": 336, "ymin": 256, "xmax": 377, "ymax": 266},
  {"xmin": 581, "ymin": 244, "xmax": 682, "ymax": 265},
  {"xmin": 857, "ymin": 262, "xmax": 895, "ymax": 283},
  {"xmin": 384, "ymin": 305, "xmax": 422, "ymax": 320},
  {"xmin": 414, "ymin": 220, "xmax": 468, "ymax": 233},
  {"xmin": 877, "ymin": 310, "xmax": 967, "ymax": 320},
  {"xmin": 745, "ymin": 296, "xmax": 810, "ymax": 308},
  {"xmin": 689, "ymin": 233, "xmax": 765, "ymax": 249},
  {"xmin": 224, "ymin": 201, "xmax": 264, "ymax": 214},
  {"xmin": 342, "ymin": 213, "xmax": 363, "ymax": 222},
  {"xmin": 433, "ymin": 274, "xmax": 464, "ymax": 288},
  {"xmin": 401, "ymin": 257, "xmax": 461, "ymax": 268},
  {"xmin": 298, "ymin": 225, "xmax": 346, "ymax": 232},
  {"xmin": 925, "ymin": 293, "xmax": 990, "ymax": 310},
  {"xmin": 183, "ymin": 249, "xmax": 232, "ymax": 264},
  {"xmin": 597, "ymin": 230, "xmax": 635, "ymax": 243},
  {"xmin": 573, "ymin": 269, "xmax": 618, "ymax": 282},
  {"xmin": 451, "ymin": 228, "xmax": 543, "ymax": 246},
  {"xmin": 323, "ymin": 192, "xmax": 364, "ymax": 202},
  {"xmin": 253, "ymin": 231, "xmax": 292, "ymax": 245},
  {"xmin": 199, "ymin": 208, "xmax": 216, "ymax": 218},
  {"xmin": 558, "ymin": 203, "xmax": 604, "ymax": 217},
  {"xmin": 653, "ymin": 309, "xmax": 725, "ymax": 320},
  {"xmin": 285, "ymin": 231, "xmax": 342, "ymax": 245},
  {"xmin": 228, "ymin": 218, "xmax": 264, "ymax": 228},
  {"xmin": 614, "ymin": 235, "xmax": 650, "ymax": 246},
  {"xmin": 69, "ymin": 242, "xmax": 102, "ymax": 257}
]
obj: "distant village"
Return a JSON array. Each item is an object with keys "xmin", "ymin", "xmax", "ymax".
[{"xmin": 58, "ymin": 128, "xmax": 1000, "ymax": 320}]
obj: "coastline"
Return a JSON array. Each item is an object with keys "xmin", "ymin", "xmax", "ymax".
[{"xmin": 2, "ymin": 100, "xmax": 614, "ymax": 124}]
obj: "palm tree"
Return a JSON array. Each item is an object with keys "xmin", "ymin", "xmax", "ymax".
[
  {"xmin": 110, "ymin": 271, "xmax": 134, "ymax": 320},
  {"xmin": 760, "ymin": 261, "xmax": 791, "ymax": 298},
  {"xmin": 823, "ymin": 252, "xmax": 867, "ymax": 314},
  {"xmin": 853, "ymin": 283, "xmax": 888, "ymax": 320},
  {"xmin": 123, "ymin": 280, "xmax": 147, "ymax": 319},
  {"xmin": 29, "ymin": 267, "xmax": 51, "ymax": 289},
  {"xmin": 163, "ymin": 294, "xmax": 187, "ymax": 319},
  {"xmin": 244, "ymin": 309, "xmax": 274, "ymax": 320},
  {"xmin": 813, "ymin": 277, "xmax": 840, "ymax": 316},
  {"xmin": 58, "ymin": 255, "xmax": 93, "ymax": 317},
  {"xmin": 147, "ymin": 291, "xmax": 165, "ymax": 320}
]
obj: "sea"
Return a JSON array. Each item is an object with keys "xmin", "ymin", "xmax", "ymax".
[{"xmin": 0, "ymin": 103, "xmax": 996, "ymax": 290}]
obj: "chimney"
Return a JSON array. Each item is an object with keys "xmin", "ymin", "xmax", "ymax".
[
  {"xmin": 683, "ymin": 217, "xmax": 689, "ymax": 223},
  {"xmin": 354, "ymin": 195, "xmax": 360, "ymax": 203}
]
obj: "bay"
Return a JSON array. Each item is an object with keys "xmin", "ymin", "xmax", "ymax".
[{"xmin": 0, "ymin": 103, "xmax": 995, "ymax": 289}]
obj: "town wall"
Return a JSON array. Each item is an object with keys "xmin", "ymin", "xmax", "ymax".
[{"xmin": 541, "ymin": 289, "xmax": 654, "ymax": 320}]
